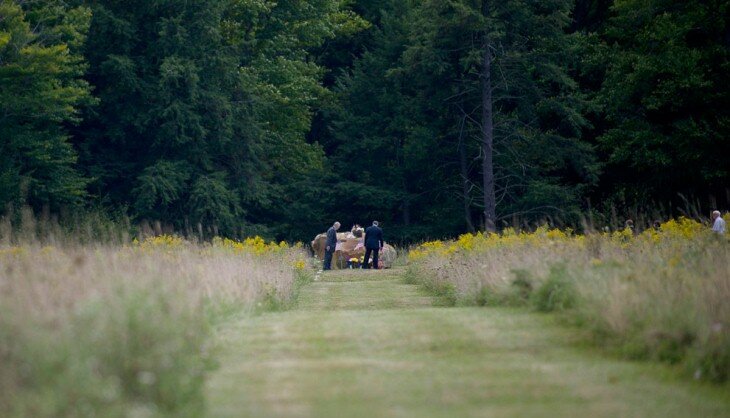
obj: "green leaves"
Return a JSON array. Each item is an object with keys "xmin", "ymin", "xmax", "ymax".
[
  {"xmin": 595, "ymin": 0, "xmax": 729, "ymax": 203},
  {"xmin": 326, "ymin": 0, "xmax": 598, "ymax": 234},
  {"xmin": 189, "ymin": 173, "xmax": 242, "ymax": 231},
  {"xmin": 67, "ymin": 0, "xmax": 364, "ymax": 237},
  {"xmin": 0, "ymin": 0, "xmax": 91, "ymax": 210},
  {"xmin": 4, "ymin": 0, "xmax": 725, "ymax": 240},
  {"xmin": 133, "ymin": 161, "xmax": 192, "ymax": 217}
]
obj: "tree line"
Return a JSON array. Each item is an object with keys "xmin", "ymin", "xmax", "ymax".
[{"xmin": 1, "ymin": 0, "xmax": 728, "ymax": 242}]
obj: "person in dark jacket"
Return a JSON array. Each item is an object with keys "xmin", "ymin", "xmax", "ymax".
[
  {"xmin": 323, "ymin": 221, "xmax": 340, "ymax": 270},
  {"xmin": 362, "ymin": 221, "xmax": 384, "ymax": 269}
]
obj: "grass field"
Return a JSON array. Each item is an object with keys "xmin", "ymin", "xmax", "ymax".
[
  {"xmin": 407, "ymin": 219, "xmax": 730, "ymax": 383},
  {"xmin": 2, "ymin": 217, "xmax": 728, "ymax": 417},
  {"xmin": 0, "ymin": 236, "xmax": 310, "ymax": 417},
  {"xmin": 206, "ymin": 268, "xmax": 730, "ymax": 418}
]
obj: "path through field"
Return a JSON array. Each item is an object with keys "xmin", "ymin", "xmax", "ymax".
[{"xmin": 206, "ymin": 268, "xmax": 729, "ymax": 417}]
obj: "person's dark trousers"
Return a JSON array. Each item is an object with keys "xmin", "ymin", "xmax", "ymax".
[
  {"xmin": 323, "ymin": 249, "xmax": 334, "ymax": 270},
  {"xmin": 362, "ymin": 247, "xmax": 380, "ymax": 270}
]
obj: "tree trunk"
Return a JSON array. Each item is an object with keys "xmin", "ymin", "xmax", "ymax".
[
  {"xmin": 402, "ymin": 197, "xmax": 411, "ymax": 226},
  {"xmin": 458, "ymin": 125, "xmax": 476, "ymax": 233},
  {"xmin": 481, "ymin": 40, "xmax": 496, "ymax": 232}
]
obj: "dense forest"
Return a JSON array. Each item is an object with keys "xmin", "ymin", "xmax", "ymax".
[{"xmin": 1, "ymin": 0, "xmax": 728, "ymax": 243}]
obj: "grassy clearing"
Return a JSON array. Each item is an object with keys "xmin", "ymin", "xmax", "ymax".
[
  {"xmin": 0, "ymin": 235, "xmax": 310, "ymax": 417},
  {"xmin": 207, "ymin": 268, "xmax": 730, "ymax": 417},
  {"xmin": 299, "ymin": 269, "xmax": 434, "ymax": 310},
  {"xmin": 407, "ymin": 218, "xmax": 730, "ymax": 383}
]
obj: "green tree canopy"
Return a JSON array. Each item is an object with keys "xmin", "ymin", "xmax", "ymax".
[
  {"xmin": 2, "ymin": 0, "xmax": 727, "ymax": 241},
  {"xmin": 0, "ymin": 0, "xmax": 92, "ymax": 211},
  {"xmin": 594, "ymin": 0, "xmax": 729, "ymax": 206},
  {"xmin": 74, "ymin": 0, "xmax": 365, "ymax": 237}
]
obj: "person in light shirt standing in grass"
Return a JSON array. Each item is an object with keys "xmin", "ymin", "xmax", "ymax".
[{"xmin": 711, "ymin": 211, "xmax": 726, "ymax": 235}]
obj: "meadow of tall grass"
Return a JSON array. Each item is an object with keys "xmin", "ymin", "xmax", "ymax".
[
  {"xmin": 0, "ymin": 219, "xmax": 311, "ymax": 417},
  {"xmin": 407, "ymin": 217, "xmax": 730, "ymax": 383}
]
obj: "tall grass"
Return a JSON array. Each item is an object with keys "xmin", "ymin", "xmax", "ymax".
[
  {"xmin": 407, "ymin": 218, "xmax": 730, "ymax": 383},
  {"xmin": 0, "ymin": 235, "xmax": 310, "ymax": 417},
  {"xmin": 0, "ymin": 206, "xmax": 133, "ymax": 246}
]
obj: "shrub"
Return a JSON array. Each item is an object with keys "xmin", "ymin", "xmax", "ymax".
[
  {"xmin": 531, "ymin": 265, "xmax": 578, "ymax": 313},
  {"xmin": 690, "ymin": 328, "xmax": 730, "ymax": 383},
  {"xmin": 427, "ymin": 282, "xmax": 458, "ymax": 307},
  {"xmin": 508, "ymin": 269, "xmax": 534, "ymax": 305},
  {"xmin": 475, "ymin": 286, "xmax": 493, "ymax": 306}
]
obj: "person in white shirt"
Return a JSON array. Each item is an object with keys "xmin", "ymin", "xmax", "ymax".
[{"xmin": 711, "ymin": 210, "xmax": 726, "ymax": 234}]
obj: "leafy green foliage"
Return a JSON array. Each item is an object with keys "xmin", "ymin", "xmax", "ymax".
[
  {"xmin": 2, "ymin": 0, "xmax": 727, "ymax": 242},
  {"xmin": 71, "ymin": 0, "xmax": 362, "ymax": 237},
  {"xmin": 324, "ymin": 0, "xmax": 599, "ymax": 238},
  {"xmin": 189, "ymin": 172, "xmax": 242, "ymax": 232},
  {"xmin": 593, "ymin": 0, "xmax": 729, "ymax": 205},
  {"xmin": 132, "ymin": 161, "xmax": 192, "ymax": 220},
  {"xmin": 531, "ymin": 265, "xmax": 578, "ymax": 312},
  {"xmin": 0, "ymin": 0, "xmax": 92, "ymax": 211}
]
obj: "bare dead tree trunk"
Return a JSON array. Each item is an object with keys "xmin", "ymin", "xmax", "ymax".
[{"xmin": 481, "ymin": 39, "xmax": 496, "ymax": 232}]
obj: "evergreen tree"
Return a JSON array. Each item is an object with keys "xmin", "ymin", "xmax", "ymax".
[
  {"xmin": 329, "ymin": 0, "xmax": 598, "ymax": 237},
  {"xmin": 221, "ymin": 0, "xmax": 367, "ymax": 239},
  {"xmin": 331, "ymin": 3, "xmax": 442, "ymax": 237},
  {"xmin": 77, "ymin": 0, "xmax": 240, "ymax": 232},
  {"xmin": 0, "ymin": 0, "xmax": 92, "ymax": 211},
  {"xmin": 594, "ymin": 0, "xmax": 730, "ymax": 206},
  {"xmin": 75, "ymin": 0, "xmax": 364, "ymax": 237},
  {"xmin": 4, "ymin": 0, "xmax": 726, "ymax": 240},
  {"xmin": 404, "ymin": 0, "xmax": 598, "ymax": 229}
]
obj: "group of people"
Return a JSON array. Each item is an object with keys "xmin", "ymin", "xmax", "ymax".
[
  {"xmin": 323, "ymin": 221, "xmax": 384, "ymax": 271},
  {"xmin": 622, "ymin": 211, "xmax": 726, "ymax": 235},
  {"xmin": 320, "ymin": 211, "xmax": 725, "ymax": 271}
]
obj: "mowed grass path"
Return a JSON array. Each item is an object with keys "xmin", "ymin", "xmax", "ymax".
[{"xmin": 206, "ymin": 268, "xmax": 730, "ymax": 417}]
